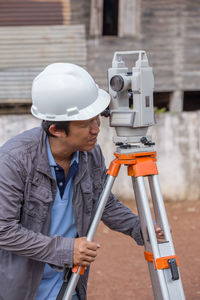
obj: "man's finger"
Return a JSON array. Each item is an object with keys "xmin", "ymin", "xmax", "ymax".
[
  {"xmin": 86, "ymin": 241, "xmax": 101, "ymax": 251},
  {"xmin": 84, "ymin": 249, "xmax": 98, "ymax": 258}
]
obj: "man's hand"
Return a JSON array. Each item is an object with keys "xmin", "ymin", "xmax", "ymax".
[{"xmin": 73, "ymin": 237, "xmax": 100, "ymax": 267}]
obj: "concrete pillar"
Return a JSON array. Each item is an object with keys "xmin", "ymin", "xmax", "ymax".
[
  {"xmin": 169, "ymin": 90, "xmax": 184, "ymax": 112},
  {"xmin": 119, "ymin": 0, "xmax": 139, "ymax": 37},
  {"xmin": 89, "ymin": 0, "xmax": 103, "ymax": 36}
]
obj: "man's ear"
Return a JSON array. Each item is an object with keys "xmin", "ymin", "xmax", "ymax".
[{"xmin": 48, "ymin": 124, "xmax": 64, "ymax": 137}]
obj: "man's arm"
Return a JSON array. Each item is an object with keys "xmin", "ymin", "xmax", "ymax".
[
  {"xmin": 102, "ymin": 193, "xmax": 144, "ymax": 245},
  {"xmin": 0, "ymin": 153, "xmax": 74, "ymax": 268}
]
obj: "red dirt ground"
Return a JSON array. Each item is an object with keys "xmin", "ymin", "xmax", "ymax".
[{"xmin": 87, "ymin": 200, "xmax": 200, "ymax": 300}]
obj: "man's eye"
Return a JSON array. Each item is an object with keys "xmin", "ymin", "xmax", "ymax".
[{"xmin": 80, "ymin": 123, "xmax": 89, "ymax": 128}]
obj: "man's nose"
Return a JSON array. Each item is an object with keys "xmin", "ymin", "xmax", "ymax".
[{"xmin": 90, "ymin": 119, "xmax": 100, "ymax": 134}]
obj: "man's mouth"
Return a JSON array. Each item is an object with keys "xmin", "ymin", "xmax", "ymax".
[{"xmin": 89, "ymin": 137, "xmax": 97, "ymax": 143}]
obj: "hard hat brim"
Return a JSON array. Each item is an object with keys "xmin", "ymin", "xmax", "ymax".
[
  {"xmin": 31, "ymin": 88, "xmax": 110, "ymax": 121},
  {"xmin": 73, "ymin": 88, "xmax": 110, "ymax": 121}
]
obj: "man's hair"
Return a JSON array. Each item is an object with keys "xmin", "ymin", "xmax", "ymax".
[{"xmin": 42, "ymin": 120, "xmax": 70, "ymax": 137}]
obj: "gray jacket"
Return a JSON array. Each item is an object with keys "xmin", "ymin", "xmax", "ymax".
[{"xmin": 0, "ymin": 127, "xmax": 143, "ymax": 300}]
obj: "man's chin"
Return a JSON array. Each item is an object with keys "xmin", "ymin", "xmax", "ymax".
[{"xmin": 84, "ymin": 143, "xmax": 96, "ymax": 151}]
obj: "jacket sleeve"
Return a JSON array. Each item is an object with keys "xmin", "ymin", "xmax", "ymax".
[
  {"xmin": 96, "ymin": 146, "xmax": 144, "ymax": 246},
  {"xmin": 0, "ymin": 152, "xmax": 74, "ymax": 268},
  {"xmin": 102, "ymin": 193, "xmax": 144, "ymax": 246}
]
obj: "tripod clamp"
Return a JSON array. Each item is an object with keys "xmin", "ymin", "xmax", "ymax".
[{"xmin": 144, "ymin": 251, "xmax": 180, "ymax": 281}]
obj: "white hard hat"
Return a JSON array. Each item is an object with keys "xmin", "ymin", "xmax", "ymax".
[{"xmin": 31, "ymin": 63, "xmax": 110, "ymax": 121}]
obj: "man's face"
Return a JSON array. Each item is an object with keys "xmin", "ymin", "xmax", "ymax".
[{"xmin": 63, "ymin": 115, "xmax": 101, "ymax": 152}]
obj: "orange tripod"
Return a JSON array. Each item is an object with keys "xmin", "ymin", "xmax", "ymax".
[{"xmin": 61, "ymin": 147, "xmax": 185, "ymax": 300}]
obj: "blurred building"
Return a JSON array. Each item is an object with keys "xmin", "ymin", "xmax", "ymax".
[
  {"xmin": 0, "ymin": 0, "xmax": 199, "ymax": 201},
  {"xmin": 0, "ymin": 0, "xmax": 200, "ymax": 113}
]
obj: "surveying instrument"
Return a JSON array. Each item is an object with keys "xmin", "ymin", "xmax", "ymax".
[{"xmin": 58, "ymin": 51, "xmax": 186, "ymax": 300}]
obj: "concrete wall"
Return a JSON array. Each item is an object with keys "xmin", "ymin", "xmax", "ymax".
[
  {"xmin": 98, "ymin": 111, "xmax": 200, "ymax": 202},
  {"xmin": 0, "ymin": 111, "xmax": 199, "ymax": 202}
]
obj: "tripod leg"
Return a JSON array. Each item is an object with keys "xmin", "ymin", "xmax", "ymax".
[
  {"xmin": 149, "ymin": 175, "xmax": 174, "ymax": 248},
  {"xmin": 61, "ymin": 175, "xmax": 116, "ymax": 300},
  {"xmin": 148, "ymin": 175, "xmax": 185, "ymax": 299},
  {"xmin": 133, "ymin": 175, "xmax": 185, "ymax": 300},
  {"xmin": 132, "ymin": 176, "xmax": 170, "ymax": 300}
]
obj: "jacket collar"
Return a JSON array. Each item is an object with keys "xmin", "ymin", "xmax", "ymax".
[
  {"xmin": 35, "ymin": 128, "xmax": 53, "ymax": 179},
  {"xmin": 74, "ymin": 151, "xmax": 88, "ymax": 185}
]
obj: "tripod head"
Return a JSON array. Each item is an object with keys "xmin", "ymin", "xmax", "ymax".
[{"xmin": 104, "ymin": 51, "xmax": 155, "ymax": 146}]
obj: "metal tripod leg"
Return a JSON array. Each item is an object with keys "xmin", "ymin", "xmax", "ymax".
[
  {"xmin": 62, "ymin": 175, "xmax": 115, "ymax": 300},
  {"xmin": 132, "ymin": 175, "xmax": 185, "ymax": 300}
]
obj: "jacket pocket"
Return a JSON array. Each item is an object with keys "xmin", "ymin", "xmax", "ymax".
[
  {"xmin": 80, "ymin": 180, "xmax": 93, "ymax": 215},
  {"xmin": 21, "ymin": 179, "xmax": 53, "ymax": 232},
  {"xmin": 26, "ymin": 187, "xmax": 51, "ymax": 218},
  {"xmin": 91, "ymin": 167, "xmax": 102, "ymax": 204},
  {"xmin": 80, "ymin": 169, "xmax": 102, "ymax": 215}
]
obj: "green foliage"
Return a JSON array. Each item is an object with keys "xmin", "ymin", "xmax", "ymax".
[{"xmin": 154, "ymin": 107, "xmax": 167, "ymax": 114}]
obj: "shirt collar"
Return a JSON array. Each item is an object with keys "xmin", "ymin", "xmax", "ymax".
[{"xmin": 46, "ymin": 137, "xmax": 79, "ymax": 167}]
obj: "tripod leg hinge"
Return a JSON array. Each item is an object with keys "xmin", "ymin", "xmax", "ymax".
[
  {"xmin": 128, "ymin": 156, "xmax": 158, "ymax": 177},
  {"xmin": 144, "ymin": 251, "xmax": 180, "ymax": 280},
  {"xmin": 107, "ymin": 158, "xmax": 121, "ymax": 177},
  {"xmin": 72, "ymin": 265, "xmax": 85, "ymax": 276}
]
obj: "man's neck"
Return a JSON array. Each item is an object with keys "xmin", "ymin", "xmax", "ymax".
[{"xmin": 48, "ymin": 136, "xmax": 74, "ymax": 166}]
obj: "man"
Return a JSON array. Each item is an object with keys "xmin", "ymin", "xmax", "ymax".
[{"xmin": 0, "ymin": 63, "xmax": 163, "ymax": 300}]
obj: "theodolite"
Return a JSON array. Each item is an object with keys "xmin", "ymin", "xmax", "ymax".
[{"xmin": 108, "ymin": 50, "xmax": 155, "ymax": 145}]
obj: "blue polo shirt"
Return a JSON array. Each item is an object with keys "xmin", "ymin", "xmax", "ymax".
[{"xmin": 36, "ymin": 138, "xmax": 79, "ymax": 300}]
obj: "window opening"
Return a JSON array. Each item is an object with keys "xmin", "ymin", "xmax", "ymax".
[
  {"xmin": 103, "ymin": 0, "xmax": 118, "ymax": 35},
  {"xmin": 154, "ymin": 92, "xmax": 170, "ymax": 112},
  {"xmin": 183, "ymin": 91, "xmax": 200, "ymax": 111},
  {"xmin": 0, "ymin": 103, "xmax": 31, "ymax": 115}
]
